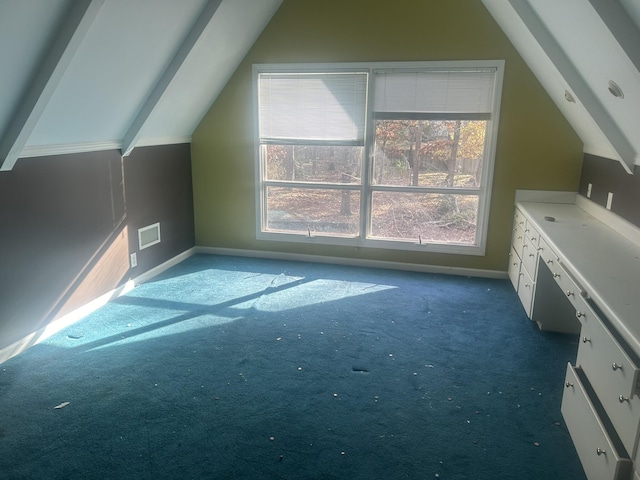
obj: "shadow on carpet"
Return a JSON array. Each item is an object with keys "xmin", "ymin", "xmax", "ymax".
[{"xmin": 0, "ymin": 254, "xmax": 585, "ymax": 479}]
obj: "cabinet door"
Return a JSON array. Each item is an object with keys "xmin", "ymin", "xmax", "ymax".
[
  {"xmin": 578, "ymin": 310, "xmax": 640, "ymax": 454},
  {"xmin": 562, "ymin": 364, "xmax": 633, "ymax": 480}
]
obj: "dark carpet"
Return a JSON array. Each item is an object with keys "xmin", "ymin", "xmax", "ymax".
[{"xmin": 0, "ymin": 254, "xmax": 585, "ymax": 479}]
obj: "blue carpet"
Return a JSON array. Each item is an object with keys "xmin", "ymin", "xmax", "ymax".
[{"xmin": 0, "ymin": 254, "xmax": 585, "ymax": 479}]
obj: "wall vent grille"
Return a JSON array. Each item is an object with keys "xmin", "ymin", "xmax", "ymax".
[{"xmin": 138, "ymin": 223, "xmax": 161, "ymax": 250}]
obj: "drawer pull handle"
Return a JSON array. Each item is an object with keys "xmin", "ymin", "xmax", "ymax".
[
  {"xmin": 537, "ymin": 247, "xmax": 543, "ymax": 252},
  {"xmin": 566, "ymin": 290, "xmax": 574, "ymax": 297},
  {"xmin": 576, "ymin": 311, "xmax": 585, "ymax": 319},
  {"xmin": 546, "ymin": 259, "xmax": 553, "ymax": 264},
  {"xmin": 529, "ymin": 253, "xmax": 535, "ymax": 258},
  {"xmin": 552, "ymin": 273, "xmax": 560, "ymax": 278},
  {"xmin": 582, "ymin": 337, "xmax": 591, "ymax": 343},
  {"xmin": 596, "ymin": 448, "xmax": 606, "ymax": 456},
  {"xmin": 612, "ymin": 363, "xmax": 623, "ymax": 371},
  {"xmin": 565, "ymin": 381, "xmax": 574, "ymax": 388},
  {"xmin": 619, "ymin": 395, "xmax": 629, "ymax": 403}
]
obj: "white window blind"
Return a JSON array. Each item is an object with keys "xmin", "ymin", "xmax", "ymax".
[
  {"xmin": 258, "ymin": 72, "xmax": 368, "ymax": 145},
  {"xmin": 373, "ymin": 69, "xmax": 496, "ymax": 117}
]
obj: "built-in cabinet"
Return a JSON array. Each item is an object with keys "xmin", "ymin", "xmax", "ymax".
[{"xmin": 509, "ymin": 191, "xmax": 640, "ymax": 480}]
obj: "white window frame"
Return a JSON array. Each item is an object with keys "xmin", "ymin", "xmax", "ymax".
[{"xmin": 253, "ymin": 60, "xmax": 504, "ymax": 256}]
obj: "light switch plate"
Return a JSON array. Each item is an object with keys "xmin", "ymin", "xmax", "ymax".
[{"xmin": 606, "ymin": 192, "xmax": 614, "ymax": 210}]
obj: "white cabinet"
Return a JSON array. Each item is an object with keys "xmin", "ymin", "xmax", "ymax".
[
  {"xmin": 562, "ymin": 364, "xmax": 633, "ymax": 480},
  {"xmin": 509, "ymin": 206, "xmax": 581, "ymax": 333},
  {"xmin": 509, "ymin": 207, "xmax": 539, "ymax": 318},
  {"xmin": 510, "ymin": 194, "xmax": 640, "ymax": 480}
]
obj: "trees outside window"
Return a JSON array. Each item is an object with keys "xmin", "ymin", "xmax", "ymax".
[{"xmin": 254, "ymin": 61, "xmax": 504, "ymax": 255}]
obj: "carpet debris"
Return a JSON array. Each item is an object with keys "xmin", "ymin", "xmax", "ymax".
[{"xmin": 53, "ymin": 402, "xmax": 70, "ymax": 409}]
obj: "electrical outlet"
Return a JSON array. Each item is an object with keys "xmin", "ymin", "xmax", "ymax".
[
  {"xmin": 586, "ymin": 183, "xmax": 592, "ymax": 198},
  {"xmin": 606, "ymin": 192, "xmax": 614, "ymax": 210},
  {"xmin": 130, "ymin": 252, "xmax": 137, "ymax": 268}
]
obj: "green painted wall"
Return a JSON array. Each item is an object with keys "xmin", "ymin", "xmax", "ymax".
[{"xmin": 191, "ymin": 0, "xmax": 583, "ymax": 272}]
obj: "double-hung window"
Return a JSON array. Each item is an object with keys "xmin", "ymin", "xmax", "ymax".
[{"xmin": 254, "ymin": 61, "xmax": 504, "ymax": 255}]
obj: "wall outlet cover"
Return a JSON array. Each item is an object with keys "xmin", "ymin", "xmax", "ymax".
[{"xmin": 606, "ymin": 192, "xmax": 614, "ymax": 210}]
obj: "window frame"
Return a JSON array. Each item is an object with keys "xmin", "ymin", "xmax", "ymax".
[{"xmin": 253, "ymin": 60, "xmax": 504, "ymax": 256}]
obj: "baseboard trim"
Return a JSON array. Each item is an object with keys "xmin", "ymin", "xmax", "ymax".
[
  {"xmin": 0, "ymin": 247, "xmax": 197, "ymax": 365},
  {"xmin": 195, "ymin": 246, "xmax": 508, "ymax": 279}
]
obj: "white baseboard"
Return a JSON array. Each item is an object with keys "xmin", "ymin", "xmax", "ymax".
[
  {"xmin": 0, "ymin": 247, "xmax": 197, "ymax": 365},
  {"xmin": 195, "ymin": 246, "xmax": 508, "ymax": 279}
]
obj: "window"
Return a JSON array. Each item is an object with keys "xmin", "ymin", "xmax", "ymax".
[{"xmin": 254, "ymin": 61, "xmax": 504, "ymax": 255}]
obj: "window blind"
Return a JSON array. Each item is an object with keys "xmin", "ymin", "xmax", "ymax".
[
  {"xmin": 373, "ymin": 69, "xmax": 496, "ymax": 117},
  {"xmin": 258, "ymin": 72, "xmax": 368, "ymax": 145}
]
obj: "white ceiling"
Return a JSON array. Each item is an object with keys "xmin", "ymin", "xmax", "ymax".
[
  {"xmin": 0, "ymin": 0, "xmax": 282, "ymax": 170},
  {"xmin": 1, "ymin": 0, "xmax": 639, "ymax": 174},
  {"xmin": 482, "ymin": 0, "xmax": 640, "ymax": 174}
]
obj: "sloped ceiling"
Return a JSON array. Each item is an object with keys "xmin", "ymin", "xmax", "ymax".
[
  {"xmin": 482, "ymin": 0, "xmax": 640, "ymax": 174},
  {"xmin": 2, "ymin": 0, "xmax": 638, "ymax": 175},
  {"xmin": 0, "ymin": 0, "xmax": 282, "ymax": 171}
]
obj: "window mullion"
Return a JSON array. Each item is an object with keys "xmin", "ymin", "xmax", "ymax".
[{"xmin": 361, "ymin": 68, "xmax": 375, "ymax": 241}]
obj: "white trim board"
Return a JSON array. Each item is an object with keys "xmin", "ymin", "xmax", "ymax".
[
  {"xmin": 0, "ymin": 247, "xmax": 196, "ymax": 365},
  {"xmin": 20, "ymin": 137, "xmax": 191, "ymax": 159},
  {"xmin": 195, "ymin": 246, "xmax": 508, "ymax": 279}
]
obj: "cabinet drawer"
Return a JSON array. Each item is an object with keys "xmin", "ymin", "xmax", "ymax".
[
  {"xmin": 578, "ymin": 313, "xmax": 640, "ymax": 453},
  {"xmin": 562, "ymin": 364, "xmax": 633, "ymax": 480},
  {"xmin": 517, "ymin": 266, "xmax": 534, "ymax": 317},
  {"xmin": 512, "ymin": 223, "xmax": 525, "ymax": 258},
  {"xmin": 540, "ymin": 248, "xmax": 586, "ymax": 312},
  {"xmin": 508, "ymin": 247, "xmax": 521, "ymax": 291},
  {"xmin": 521, "ymin": 234, "xmax": 539, "ymax": 278},
  {"xmin": 524, "ymin": 222, "xmax": 540, "ymax": 246},
  {"xmin": 578, "ymin": 302, "xmax": 640, "ymax": 400},
  {"xmin": 513, "ymin": 208, "xmax": 526, "ymax": 232}
]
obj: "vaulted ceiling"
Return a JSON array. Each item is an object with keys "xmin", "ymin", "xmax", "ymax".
[
  {"xmin": 1, "ymin": 0, "xmax": 639, "ymax": 174},
  {"xmin": 482, "ymin": 0, "xmax": 640, "ymax": 174},
  {"xmin": 0, "ymin": 0, "xmax": 282, "ymax": 171}
]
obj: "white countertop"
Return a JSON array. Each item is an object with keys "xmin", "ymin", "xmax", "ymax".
[{"xmin": 517, "ymin": 199, "xmax": 640, "ymax": 354}]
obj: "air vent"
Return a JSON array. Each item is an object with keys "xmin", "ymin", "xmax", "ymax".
[{"xmin": 138, "ymin": 223, "xmax": 161, "ymax": 250}]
